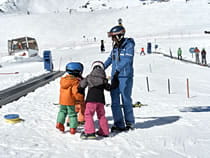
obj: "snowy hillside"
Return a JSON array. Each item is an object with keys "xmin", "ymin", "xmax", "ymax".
[
  {"xmin": 1, "ymin": 0, "xmax": 210, "ymax": 157},
  {"xmin": 0, "ymin": 0, "xmax": 209, "ymax": 56},
  {"xmin": 0, "ymin": 0, "xmax": 141, "ymax": 13}
]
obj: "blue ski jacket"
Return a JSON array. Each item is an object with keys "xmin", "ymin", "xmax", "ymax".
[{"xmin": 104, "ymin": 38, "xmax": 135, "ymax": 77}]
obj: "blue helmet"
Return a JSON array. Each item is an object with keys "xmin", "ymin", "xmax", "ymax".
[
  {"xmin": 107, "ymin": 25, "xmax": 125, "ymax": 38},
  {"xmin": 66, "ymin": 62, "xmax": 83, "ymax": 75}
]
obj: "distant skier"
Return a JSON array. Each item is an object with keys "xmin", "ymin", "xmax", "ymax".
[
  {"xmin": 155, "ymin": 44, "xmax": 158, "ymax": 52},
  {"xmin": 100, "ymin": 40, "xmax": 105, "ymax": 52},
  {"xmin": 140, "ymin": 47, "xmax": 145, "ymax": 55},
  {"xmin": 118, "ymin": 18, "xmax": 123, "ymax": 26},
  {"xmin": 69, "ymin": 9, "xmax": 72, "ymax": 14},
  {"xmin": 56, "ymin": 62, "xmax": 84, "ymax": 134},
  {"xmin": 194, "ymin": 47, "xmax": 200, "ymax": 64},
  {"xmin": 79, "ymin": 61, "xmax": 110, "ymax": 139},
  {"xmin": 201, "ymin": 48, "xmax": 207, "ymax": 65},
  {"xmin": 177, "ymin": 48, "xmax": 182, "ymax": 60}
]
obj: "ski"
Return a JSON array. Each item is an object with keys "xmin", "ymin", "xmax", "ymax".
[
  {"xmin": 105, "ymin": 101, "xmax": 148, "ymax": 108},
  {"xmin": 132, "ymin": 101, "xmax": 148, "ymax": 108}
]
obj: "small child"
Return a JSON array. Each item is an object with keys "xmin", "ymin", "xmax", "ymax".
[
  {"xmin": 140, "ymin": 47, "xmax": 145, "ymax": 55},
  {"xmin": 56, "ymin": 62, "xmax": 84, "ymax": 134},
  {"xmin": 79, "ymin": 61, "xmax": 110, "ymax": 139}
]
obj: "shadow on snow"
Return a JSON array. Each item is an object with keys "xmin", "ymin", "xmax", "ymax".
[
  {"xmin": 105, "ymin": 115, "xmax": 180, "ymax": 129},
  {"xmin": 135, "ymin": 116, "xmax": 181, "ymax": 129},
  {"xmin": 180, "ymin": 106, "xmax": 210, "ymax": 112}
]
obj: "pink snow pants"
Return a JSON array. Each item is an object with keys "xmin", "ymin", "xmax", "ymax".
[{"xmin": 84, "ymin": 102, "xmax": 109, "ymax": 135}]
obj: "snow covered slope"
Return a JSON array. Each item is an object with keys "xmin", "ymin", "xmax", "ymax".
[
  {"xmin": 0, "ymin": 0, "xmax": 210, "ymax": 158},
  {"xmin": 0, "ymin": 0, "xmax": 140, "ymax": 13}
]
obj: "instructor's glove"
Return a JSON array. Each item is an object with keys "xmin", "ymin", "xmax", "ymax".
[
  {"xmin": 78, "ymin": 86, "xmax": 85, "ymax": 95},
  {"xmin": 110, "ymin": 71, "xmax": 120, "ymax": 89}
]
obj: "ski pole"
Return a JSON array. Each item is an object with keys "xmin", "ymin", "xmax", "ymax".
[
  {"xmin": 168, "ymin": 78, "xmax": 171, "ymax": 94},
  {"xmin": 149, "ymin": 64, "xmax": 152, "ymax": 73},
  {"xmin": 58, "ymin": 57, "xmax": 62, "ymax": 71}
]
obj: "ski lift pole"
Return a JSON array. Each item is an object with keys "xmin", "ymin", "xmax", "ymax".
[
  {"xmin": 149, "ymin": 64, "xmax": 152, "ymax": 73},
  {"xmin": 168, "ymin": 78, "xmax": 171, "ymax": 94},
  {"xmin": 186, "ymin": 78, "xmax": 190, "ymax": 98},
  {"xmin": 146, "ymin": 76, "xmax": 150, "ymax": 92}
]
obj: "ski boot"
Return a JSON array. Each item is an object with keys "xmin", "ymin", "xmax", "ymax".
[
  {"xmin": 70, "ymin": 128, "xmax": 76, "ymax": 134},
  {"xmin": 125, "ymin": 123, "xmax": 135, "ymax": 131},
  {"xmin": 111, "ymin": 126, "xmax": 125, "ymax": 133},
  {"xmin": 96, "ymin": 131, "xmax": 109, "ymax": 137},
  {"xmin": 56, "ymin": 123, "xmax": 65, "ymax": 132},
  {"xmin": 80, "ymin": 132, "xmax": 96, "ymax": 140}
]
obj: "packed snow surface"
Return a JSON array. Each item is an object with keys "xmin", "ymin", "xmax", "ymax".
[{"xmin": 0, "ymin": 0, "xmax": 210, "ymax": 157}]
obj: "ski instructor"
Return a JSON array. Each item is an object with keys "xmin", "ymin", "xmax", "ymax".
[{"xmin": 104, "ymin": 25, "xmax": 135, "ymax": 132}]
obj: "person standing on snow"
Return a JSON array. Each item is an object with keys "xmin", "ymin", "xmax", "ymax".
[
  {"xmin": 177, "ymin": 48, "xmax": 182, "ymax": 60},
  {"xmin": 100, "ymin": 40, "xmax": 105, "ymax": 53},
  {"xmin": 201, "ymin": 48, "xmax": 207, "ymax": 65},
  {"xmin": 194, "ymin": 47, "xmax": 200, "ymax": 64},
  {"xmin": 118, "ymin": 18, "xmax": 123, "ymax": 26},
  {"xmin": 104, "ymin": 25, "xmax": 135, "ymax": 132},
  {"xmin": 56, "ymin": 62, "xmax": 84, "ymax": 135},
  {"xmin": 79, "ymin": 61, "xmax": 110, "ymax": 139},
  {"xmin": 140, "ymin": 47, "xmax": 146, "ymax": 55}
]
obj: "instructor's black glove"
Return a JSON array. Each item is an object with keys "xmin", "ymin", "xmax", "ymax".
[
  {"xmin": 78, "ymin": 86, "xmax": 85, "ymax": 95},
  {"xmin": 110, "ymin": 71, "xmax": 120, "ymax": 89}
]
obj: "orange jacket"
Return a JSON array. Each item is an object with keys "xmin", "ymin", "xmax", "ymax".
[{"xmin": 59, "ymin": 74, "xmax": 84, "ymax": 106}]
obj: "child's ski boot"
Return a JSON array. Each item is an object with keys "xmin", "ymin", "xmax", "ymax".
[
  {"xmin": 70, "ymin": 128, "xmax": 76, "ymax": 134},
  {"xmin": 80, "ymin": 132, "xmax": 96, "ymax": 140},
  {"xmin": 96, "ymin": 131, "xmax": 109, "ymax": 137},
  {"xmin": 56, "ymin": 123, "xmax": 65, "ymax": 132}
]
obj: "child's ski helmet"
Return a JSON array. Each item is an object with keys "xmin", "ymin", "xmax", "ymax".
[
  {"xmin": 91, "ymin": 61, "xmax": 104, "ymax": 70},
  {"xmin": 66, "ymin": 62, "xmax": 83, "ymax": 75}
]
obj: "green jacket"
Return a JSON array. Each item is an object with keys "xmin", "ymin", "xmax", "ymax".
[{"xmin": 177, "ymin": 48, "xmax": 182, "ymax": 56}]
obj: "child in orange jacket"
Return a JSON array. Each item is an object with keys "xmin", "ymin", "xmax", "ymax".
[{"xmin": 56, "ymin": 62, "xmax": 84, "ymax": 134}]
